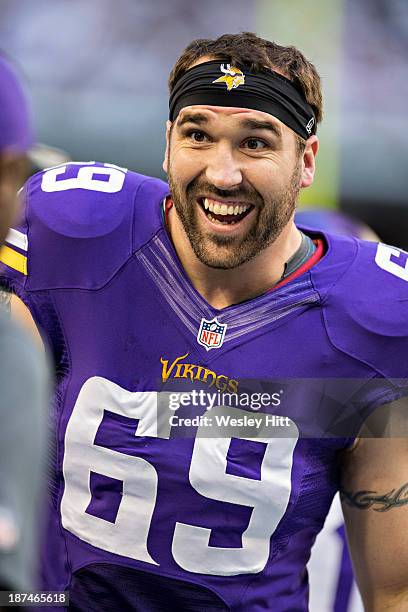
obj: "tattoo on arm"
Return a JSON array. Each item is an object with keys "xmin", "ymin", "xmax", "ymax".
[
  {"xmin": 0, "ymin": 288, "xmax": 11, "ymax": 314},
  {"xmin": 340, "ymin": 483, "xmax": 408, "ymax": 512}
]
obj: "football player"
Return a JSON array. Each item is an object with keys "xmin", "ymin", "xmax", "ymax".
[
  {"xmin": 1, "ymin": 33, "xmax": 408, "ymax": 611},
  {"xmin": 0, "ymin": 53, "xmax": 48, "ymax": 598},
  {"xmin": 0, "ymin": 54, "xmax": 32, "ymax": 245}
]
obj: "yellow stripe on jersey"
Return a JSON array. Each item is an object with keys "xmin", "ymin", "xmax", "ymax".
[{"xmin": 0, "ymin": 245, "xmax": 27, "ymax": 275}]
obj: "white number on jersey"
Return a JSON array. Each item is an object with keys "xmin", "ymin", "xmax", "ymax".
[
  {"xmin": 172, "ymin": 405, "xmax": 297, "ymax": 575},
  {"xmin": 61, "ymin": 377, "xmax": 298, "ymax": 575},
  {"xmin": 61, "ymin": 377, "xmax": 159, "ymax": 564},
  {"xmin": 41, "ymin": 162, "xmax": 127, "ymax": 194},
  {"xmin": 375, "ymin": 243, "xmax": 408, "ymax": 281}
]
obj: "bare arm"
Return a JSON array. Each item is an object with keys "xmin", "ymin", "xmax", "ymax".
[{"xmin": 340, "ymin": 399, "xmax": 408, "ymax": 611}]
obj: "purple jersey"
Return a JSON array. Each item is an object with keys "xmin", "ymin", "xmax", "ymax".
[
  {"xmin": 0, "ymin": 55, "xmax": 33, "ymax": 154},
  {"xmin": 298, "ymin": 209, "xmax": 368, "ymax": 612},
  {"xmin": 1, "ymin": 162, "xmax": 408, "ymax": 611}
]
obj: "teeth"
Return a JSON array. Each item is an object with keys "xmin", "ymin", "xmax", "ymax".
[
  {"xmin": 208, "ymin": 213, "xmax": 227, "ymax": 225},
  {"xmin": 207, "ymin": 211, "xmax": 238, "ymax": 226},
  {"xmin": 203, "ymin": 198, "xmax": 251, "ymax": 217}
]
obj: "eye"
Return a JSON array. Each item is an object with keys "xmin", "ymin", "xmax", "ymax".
[
  {"xmin": 243, "ymin": 138, "xmax": 268, "ymax": 150},
  {"xmin": 187, "ymin": 130, "xmax": 209, "ymax": 143}
]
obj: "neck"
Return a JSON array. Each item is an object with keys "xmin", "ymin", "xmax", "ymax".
[{"xmin": 168, "ymin": 208, "xmax": 302, "ymax": 309}]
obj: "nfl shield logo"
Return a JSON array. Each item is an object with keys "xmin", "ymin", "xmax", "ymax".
[{"xmin": 197, "ymin": 317, "xmax": 227, "ymax": 351}]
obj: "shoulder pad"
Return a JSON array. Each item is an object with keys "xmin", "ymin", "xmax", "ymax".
[
  {"xmin": 1, "ymin": 162, "xmax": 169, "ymax": 290},
  {"xmin": 312, "ymin": 233, "xmax": 408, "ymax": 378}
]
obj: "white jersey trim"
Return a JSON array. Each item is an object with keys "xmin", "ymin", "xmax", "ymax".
[{"xmin": 5, "ymin": 228, "xmax": 28, "ymax": 252}]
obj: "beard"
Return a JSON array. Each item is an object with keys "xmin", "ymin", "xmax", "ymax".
[{"xmin": 168, "ymin": 161, "xmax": 302, "ymax": 270}]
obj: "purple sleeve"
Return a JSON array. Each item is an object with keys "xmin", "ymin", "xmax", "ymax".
[{"xmin": 0, "ymin": 55, "xmax": 34, "ymax": 154}]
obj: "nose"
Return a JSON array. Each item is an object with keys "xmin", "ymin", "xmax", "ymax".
[{"xmin": 205, "ymin": 142, "xmax": 243, "ymax": 190}]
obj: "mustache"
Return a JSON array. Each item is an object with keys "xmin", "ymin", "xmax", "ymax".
[{"xmin": 186, "ymin": 177, "xmax": 263, "ymax": 205}]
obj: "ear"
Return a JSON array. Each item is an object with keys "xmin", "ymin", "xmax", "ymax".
[
  {"xmin": 162, "ymin": 120, "xmax": 172, "ymax": 174},
  {"xmin": 300, "ymin": 135, "xmax": 319, "ymax": 189}
]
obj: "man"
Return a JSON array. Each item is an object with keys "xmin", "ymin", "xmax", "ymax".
[
  {"xmin": 0, "ymin": 53, "xmax": 32, "ymax": 245},
  {"xmin": 1, "ymin": 33, "xmax": 408, "ymax": 611},
  {"xmin": 0, "ymin": 53, "xmax": 48, "ymax": 598}
]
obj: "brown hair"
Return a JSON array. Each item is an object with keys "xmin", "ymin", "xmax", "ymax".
[{"xmin": 168, "ymin": 32, "xmax": 323, "ymax": 151}]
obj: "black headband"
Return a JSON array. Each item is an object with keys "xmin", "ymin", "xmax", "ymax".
[{"xmin": 169, "ymin": 60, "xmax": 316, "ymax": 140}]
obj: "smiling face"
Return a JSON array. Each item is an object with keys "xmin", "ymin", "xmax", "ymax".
[{"xmin": 164, "ymin": 104, "xmax": 313, "ymax": 270}]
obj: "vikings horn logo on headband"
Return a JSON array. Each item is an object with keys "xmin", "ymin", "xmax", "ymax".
[
  {"xmin": 212, "ymin": 64, "xmax": 245, "ymax": 91},
  {"xmin": 169, "ymin": 60, "xmax": 316, "ymax": 139}
]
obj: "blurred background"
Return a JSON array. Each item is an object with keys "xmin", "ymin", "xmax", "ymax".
[{"xmin": 1, "ymin": 0, "xmax": 407, "ymax": 248}]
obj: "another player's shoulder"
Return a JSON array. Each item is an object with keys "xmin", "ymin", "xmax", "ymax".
[
  {"xmin": 1, "ymin": 161, "xmax": 169, "ymax": 290},
  {"xmin": 313, "ymin": 232, "xmax": 408, "ymax": 377}
]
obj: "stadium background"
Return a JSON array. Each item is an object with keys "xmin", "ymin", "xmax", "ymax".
[
  {"xmin": 1, "ymin": 0, "xmax": 407, "ymax": 247},
  {"xmin": 1, "ymin": 1, "xmax": 406, "ymax": 610}
]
